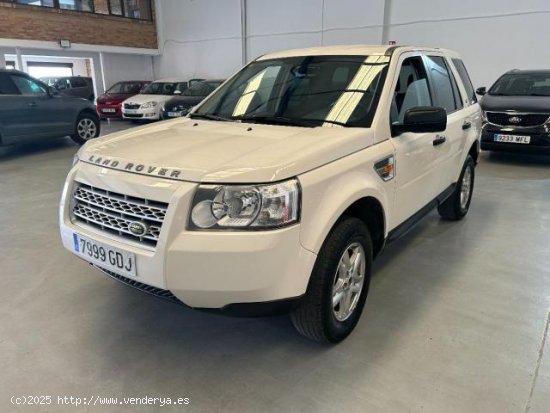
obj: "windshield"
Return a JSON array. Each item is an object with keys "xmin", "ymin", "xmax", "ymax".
[
  {"xmin": 107, "ymin": 81, "xmax": 145, "ymax": 94},
  {"xmin": 194, "ymin": 55, "xmax": 389, "ymax": 127},
  {"xmin": 142, "ymin": 82, "xmax": 185, "ymax": 95},
  {"xmin": 489, "ymin": 73, "xmax": 550, "ymax": 96},
  {"xmin": 183, "ymin": 81, "xmax": 222, "ymax": 97}
]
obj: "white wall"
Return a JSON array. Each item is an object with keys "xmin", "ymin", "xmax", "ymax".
[
  {"xmin": 154, "ymin": 0, "xmax": 550, "ymax": 91},
  {"xmin": 387, "ymin": 0, "xmax": 550, "ymax": 88},
  {"xmin": 154, "ymin": 0, "xmax": 386, "ymax": 79},
  {"xmin": 154, "ymin": 0, "xmax": 243, "ymax": 80},
  {"xmin": 101, "ymin": 53, "xmax": 155, "ymax": 89}
]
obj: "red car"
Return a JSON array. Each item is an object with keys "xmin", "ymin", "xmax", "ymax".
[{"xmin": 96, "ymin": 80, "xmax": 150, "ymax": 119}]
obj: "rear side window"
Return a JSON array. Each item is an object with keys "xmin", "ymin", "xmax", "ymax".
[
  {"xmin": 452, "ymin": 58, "xmax": 477, "ymax": 104},
  {"xmin": 424, "ymin": 56, "xmax": 461, "ymax": 113},
  {"xmin": 0, "ymin": 73, "xmax": 20, "ymax": 95},
  {"xmin": 71, "ymin": 77, "xmax": 88, "ymax": 88}
]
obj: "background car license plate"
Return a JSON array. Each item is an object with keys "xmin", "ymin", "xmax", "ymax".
[
  {"xmin": 167, "ymin": 111, "xmax": 182, "ymax": 117},
  {"xmin": 73, "ymin": 233, "xmax": 136, "ymax": 277},
  {"xmin": 494, "ymin": 134, "xmax": 531, "ymax": 144},
  {"xmin": 102, "ymin": 108, "xmax": 116, "ymax": 113}
]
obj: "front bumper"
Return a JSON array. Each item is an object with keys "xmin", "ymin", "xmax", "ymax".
[
  {"xmin": 59, "ymin": 162, "xmax": 316, "ymax": 310},
  {"xmin": 122, "ymin": 107, "xmax": 160, "ymax": 120},
  {"xmin": 481, "ymin": 124, "xmax": 550, "ymax": 154}
]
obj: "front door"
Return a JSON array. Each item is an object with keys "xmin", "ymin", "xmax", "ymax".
[{"xmin": 388, "ymin": 55, "xmax": 447, "ymax": 229}]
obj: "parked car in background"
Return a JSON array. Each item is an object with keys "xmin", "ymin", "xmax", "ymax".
[
  {"xmin": 478, "ymin": 69, "xmax": 550, "ymax": 154},
  {"xmin": 60, "ymin": 45, "xmax": 480, "ymax": 343},
  {"xmin": 40, "ymin": 76, "xmax": 95, "ymax": 101},
  {"xmin": 161, "ymin": 79, "xmax": 224, "ymax": 119},
  {"xmin": 121, "ymin": 78, "xmax": 202, "ymax": 121},
  {"xmin": 40, "ymin": 77, "xmax": 61, "ymax": 87},
  {"xmin": 0, "ymin": 69, "xmax": 100, "ymax": 145},
  {"xmin": 96, "ymin": 80, "xmax": 150, "ymax": 119}
]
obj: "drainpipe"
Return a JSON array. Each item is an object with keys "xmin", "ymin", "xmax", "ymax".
[
  {"xmin": 240, "ymin": 0, "xmax": 247, "ymax": 65},
  {"xmin": 381, "ymin": 0, "xmax": 392, "ymax": 45},
  {"xmin": 15, "ymin": 47, "xmax": 23, "ymax": 71}
]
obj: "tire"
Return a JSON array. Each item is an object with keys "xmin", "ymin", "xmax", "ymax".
[
  {"xmin": 291, "ymin": 217, "xmax": 373, "ymax": 343},
  {"xmin": 438, "ymin": 155, "xmax": 475, "ymax": 221},
  {"xmin": 71, "ymin": 113, "xmax": 100, "ymax": 145}
]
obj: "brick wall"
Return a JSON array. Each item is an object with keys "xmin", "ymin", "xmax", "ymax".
[{"xmin": 0, "ymin": 2, "xmax": 157, "ymax": 49}]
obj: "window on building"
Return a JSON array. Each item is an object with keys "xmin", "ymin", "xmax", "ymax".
[
  {"xmin": 3, "ymin": 0, "xmax": 152, "ymax": 20},
  {"xmin": 59, "ymin": 0, "xmax": 93, "ymax": 11},
  {"xmin": 15, "ymin": 0, "xmax": 55, "ymax": 7},
  {"xmin": 5, "ymin": 61, "xmax": 16, "ymax": 70}
]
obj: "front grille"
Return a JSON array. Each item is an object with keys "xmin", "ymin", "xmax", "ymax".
[
  {"xmin": 96, "ymin": 266, "xmax": 183, "ymax": 305},
  {"xmin": 487, "ymin": 112, "xmax": 550, "ymax": 127},
  {"xmin": 124, "ymin": 103, "xmax": 140, "ymax": 110},
  {"xmin": 71, "ymin": 183, "xmax": 168, "ymax": 247},
  {"xmin": 123, "ymin": 113, "xmax": 144, "ymax": 118}
]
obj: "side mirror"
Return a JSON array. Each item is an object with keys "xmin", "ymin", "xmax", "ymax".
[
  {"xmin": 393, "ymin": 106, "xmax": 447, "ymax": 135},
  {"xmin": 476, "ymin": 86, "xmax": 486, "ymax": 96},
  {"xmin": 173, "ymin": 89, "xmax": 182, "ymax": 95}
]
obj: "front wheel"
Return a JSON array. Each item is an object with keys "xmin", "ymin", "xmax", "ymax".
[
  {"xmin": 71, "ymin": 113, "xmax": 100, "ymax": 145},
  {"xmin": 438, "ymin": 155, "xmax": 475, "ymax": 220},
  {"xmin": 291, "ymin": 217, "xmax": 373, "ymax": 343}
]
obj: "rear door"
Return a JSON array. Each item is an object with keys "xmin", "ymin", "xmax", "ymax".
[
  {"xmin": 389, "ymin": 54, "xmax": 446, "ymax": 227},
  {"xmin": 423, "ymin": 55, "xmax": 466, "ymax": 189}
]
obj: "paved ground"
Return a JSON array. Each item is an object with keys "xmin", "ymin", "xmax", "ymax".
[{"xmin": 0, "ymin": 119, "xmax": 549, "ymax": 412}]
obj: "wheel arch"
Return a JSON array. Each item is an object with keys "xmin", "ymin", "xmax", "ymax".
[{"xmin": 339, "ymin": 196, "xmax": 386, "ymax": 258}]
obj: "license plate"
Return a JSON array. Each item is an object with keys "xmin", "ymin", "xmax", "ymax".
[
  {"xmin": 124, "ymin": 109, "xmax": 137, "ymax": 114},
  {"xmin": 494, "ymin": 134, "xmax": 531, "ymax": 144},
  {"xmin": 73, "ymin": 233, "xmax": 136, "ymax": 277},
  {"xmin": 167, "ymin": 111, "xmax": 182, "ymax": 117},
  {"xmin": 102, "ymin": 108, "xmax": 116, "ymax": 113}
]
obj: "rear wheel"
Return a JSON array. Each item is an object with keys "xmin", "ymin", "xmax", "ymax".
[
  {"xmin": 71, "ymin": 113, "xmax": 100, "ymax": 145},
  {"xmin": 291, "ymin": 217, "xmax": 373, "ymax": 343},
  {"xmin": 438, "ymin": 155, "xmax": 475, "ymax": 220}
]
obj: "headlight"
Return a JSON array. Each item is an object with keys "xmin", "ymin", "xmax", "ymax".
[
  {"xmin": 189, "ymin": 179, "xmax": 300, "ymax": 230},
  {"xmin": 481, "ymin": 110, "xmax": 487, "ymax": 123},
  {"xmin": 141, "ymin": 101, "xmax": 158, "ymax": 109}
]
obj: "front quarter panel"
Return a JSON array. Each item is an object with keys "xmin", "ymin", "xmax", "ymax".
[{"xmin": 298, "ymin": 139, "xmax": 395, "ymax": 254}]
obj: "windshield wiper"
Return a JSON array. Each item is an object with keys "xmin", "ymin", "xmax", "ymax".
[
  {"xmin": 232, "ymin": 115, "xmax": 316, "ymax": 127},
  {"xmin": 189, "ymin": 113, "xmax": 231, "ymax": 121}
]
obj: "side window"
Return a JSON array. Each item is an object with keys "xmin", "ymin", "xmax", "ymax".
[
  {"xmin": 424, "ymin": 56, "xmax": 459, "ymax": 113},
  {"xmin": 391, "ymin": 56, "xmax": 432, "ymax": 125},
  {"xmin": 0, "ymin": 73, "xmax": 21, "ymax": 95},
  {"xmin": 452, "ymin": 58, "xmax": 477, "ymax": 105},
  {"xmin": 71, "ymin": 77, "xmax": 87, "ymax": 88},
  {"xmin": 10, "ymin": 75, "xmax": 47, "ymax": 96}
]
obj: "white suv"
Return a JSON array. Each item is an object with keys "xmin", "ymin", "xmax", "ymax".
[{"xmin": 60, "ymin": 45, "xmax": 481, "ymax": 343}]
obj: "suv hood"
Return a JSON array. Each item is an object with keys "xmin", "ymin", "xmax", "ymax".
[
  {"xmin": 80, "ymin": 118, "xmax": 374, "ymax": 183},
  {"xmin": 481, "ymin": 94, "xmax": 550, "ymax": 113}
]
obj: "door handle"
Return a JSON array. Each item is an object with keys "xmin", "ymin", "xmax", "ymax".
[
  {"xmin": 462, "ymin": 121, "xmax": 472, "ymax": 130},
  {"xmin": 433, "ymin": 135, "xmax": 447, "ymax": 146},
  {"xmin": 28, "ymin": 102, "xmax": 37, "ymax": 108}
]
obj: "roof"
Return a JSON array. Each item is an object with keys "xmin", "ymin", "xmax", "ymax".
[
  {"xmin": 257, "ymin": 44, "xmax": 459, "ymax": 60},
  {"xmin": 505, "ymin": 69, "xmax": 550, "ymax": 75}
]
